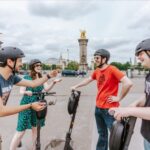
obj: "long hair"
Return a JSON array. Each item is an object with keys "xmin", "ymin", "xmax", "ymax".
[{"xmin": 29, "ymin": 64, "xmax": 42, "ymax": 80}]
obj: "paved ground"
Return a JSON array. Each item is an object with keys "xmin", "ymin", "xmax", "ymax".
[{"xmin": 0, "ymin": 76, "xmax": 145, "ymax": 150}]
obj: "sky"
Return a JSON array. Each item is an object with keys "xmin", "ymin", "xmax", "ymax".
[{"xmin": 0, "ymin": 0, "xmax": 150, "ymax": 64}]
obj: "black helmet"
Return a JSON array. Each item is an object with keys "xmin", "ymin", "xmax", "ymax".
[
  {"xmin": 135, "ymin": 38, "xmax": 150, "ymax": 56},
  {"xmin": 94, "ymin": 49, "xmax": 110, "ymax": 62},
  {"xmin": 29, "ymin": 59, "xmax": 41, "ymax": 69},
  {"xmin": 0, "ymin": 46, "xmax": 25, "ymax": 64}
]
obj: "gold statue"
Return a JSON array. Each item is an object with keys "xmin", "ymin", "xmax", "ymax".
[{"xmin": 80, "ymin": 30, "xmax": 86, "ymax": 39}]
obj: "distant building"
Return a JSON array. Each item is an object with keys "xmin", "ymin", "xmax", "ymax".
[
  {"xmin": 44, "ymin": 53, "xmax": 68, "ymax": 69},
  {"xmin": 45, "ymin": 57, "xmax": 60, "ymax": 65}
]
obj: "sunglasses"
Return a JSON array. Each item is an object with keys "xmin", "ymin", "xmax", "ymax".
[
  {"xmin": 34, "ymin": 64, "xmax": 42, "ymax": 67},
  {"xmin": 94, "ymin": 56, "xmax": 101, "ymax": 60}
]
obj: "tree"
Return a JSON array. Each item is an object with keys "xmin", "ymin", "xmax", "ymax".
[
  {"xmin": 22, "ymin": 63, "xmax": 29, "ymax": 70},
  {"xmin": 110, "ymin": 62, "xmax": 131, "ymax": 70},
  {"xmin": 65, "ymin": 61, "xmax": 79, "ymax": 71},
  {"xmin": 42, "ymin": 64, "xmax": 51, "ymax": 70},
  {"xmin": 51, "ymin": 64, "xmax": 57, "ymax": 70}
]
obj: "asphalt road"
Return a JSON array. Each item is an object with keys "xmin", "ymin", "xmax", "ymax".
[{"xmin": 0, "ymin": 76, "xmax": 145, "ymax": 150}]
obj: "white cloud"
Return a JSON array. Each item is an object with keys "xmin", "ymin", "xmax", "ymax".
[{"xmin": 0, "ymin": 0, "xmax": 149, "ymax": 64}]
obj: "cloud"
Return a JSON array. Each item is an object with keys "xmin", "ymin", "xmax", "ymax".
[
  {"xmin": 28, "ymin": 1, "xmax": 98, "ymax": 20},
  {"xmin": 89, "ymin": 37, "xmax": 132, "ymax": 51},
  {"xmin": 128, "ymin": 2, "xmax": 150, "ymax": 30},
  {"xmin": 0, "ymin": 0, "xmax": 149, "ymax": 64}
]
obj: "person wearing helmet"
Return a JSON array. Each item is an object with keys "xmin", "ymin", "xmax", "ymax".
[
  {"xmin": 71, "ymin": 49, "xmax": 133, "ymax": 150},
  {"xmin": 0, "ymin": 46, "xmax": 58, "ymax": 117},
  {"xmin": 109, "ymin": 38, "xmax": 150, "ymax": 150},
  {"xmin": 10, "ymin": 59, "xmax": 62, "ymax": 150}
]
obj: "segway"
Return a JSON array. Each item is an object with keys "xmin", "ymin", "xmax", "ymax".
[
  {"xmin": 109, "ymin": 116, "xmax": 137, "ymax": 150},
  {"xmin": 33, "ymin": 91, "xmax": 56, "ymax": 150},
  {"xmin": 44, "ymin": 90, "xmax": 81, "ymax": 150}
]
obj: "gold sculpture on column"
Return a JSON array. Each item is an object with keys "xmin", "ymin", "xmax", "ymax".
[{"xmin": 80, "ymin": 30, "xmax": 86, "ymax": 39}]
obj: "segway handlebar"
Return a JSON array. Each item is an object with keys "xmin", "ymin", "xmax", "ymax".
[
  {"xmin": 32, "ymin": 91, "xmax": 56, "ymax": 106},
  {"xmin": 32, "ymin": 91, "xmax": 56, "ymax": 96}
]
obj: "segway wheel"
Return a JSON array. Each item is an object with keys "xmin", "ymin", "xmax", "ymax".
[{"xmin": 109, "ymin": 121, "xmax": 124, "ymax": 150}]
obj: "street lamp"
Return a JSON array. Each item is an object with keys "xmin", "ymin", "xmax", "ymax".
[{"xmin": 67, "ymin": 49, "xmax": 69, "ymax": 63}]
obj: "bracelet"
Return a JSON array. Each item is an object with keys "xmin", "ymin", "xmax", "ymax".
[
  {"xmin": 29, "ymin": 103, "xmax": 32, "ymax": 109},
  {"xmin": 46, "ymin": 74, "xmax": 51, "ymax": 79}
]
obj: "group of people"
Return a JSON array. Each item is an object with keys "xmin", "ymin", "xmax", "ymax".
[{"xmin": 0, "ymin": 38, "xmax": 150, "ymax": 150}]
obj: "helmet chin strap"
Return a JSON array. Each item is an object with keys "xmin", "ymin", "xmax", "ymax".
[
  {"xmin": 7, "ymin": 60, "xmax": 17, "ymax": 75},
  {"xmin": 97, "ymin": 62, "xmax": 105, "ymax": 68},
  {"xmin": 97, "ymin": 57, "xmax": 107, "ymax": 68},
  {"xmin": 145, "ymin": 51, "xmax": 150, "ymax": 58}
]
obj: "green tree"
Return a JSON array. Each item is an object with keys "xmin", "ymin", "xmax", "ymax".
[
  {"xmin": 65, "ymin": 61, "xmax": 79, "ymax": 71},
  {"xmin": 51, "ymin": 64, "xmax": 57, "ymax": 70},
  {"xmin": 42, "ymin": 64, "xmax": 51, "ymax": 70},
  {"xmin": 110, "ymin": 62, "xmax": 131, "ymax": 70},
  {"xmin": 21, "ymin": 63, "xmax": 29, "ymax": 70}
]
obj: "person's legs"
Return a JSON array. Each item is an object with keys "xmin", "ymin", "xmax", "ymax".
[
  {"xmin": 32, "ymin": 127, "xmax": 37, "ymax": 150},
  {"xmin": 95, "ymin": 107, "xmax": 108, "ymax": 150},
  {"xmin": 9, "ymin": 131, "xmax": 25, "ymax": 150},
  {"xmin": 102, "ymin": 109, "xmax": 115, "ymax": 150},
  {"xmin": 144, "ymin": 138, "xmax": 150, "ymax": 150}
]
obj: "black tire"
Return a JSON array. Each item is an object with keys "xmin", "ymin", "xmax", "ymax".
[{"xmin": 109, "ymin": 121, "xmax": 124, "ymax": 150}]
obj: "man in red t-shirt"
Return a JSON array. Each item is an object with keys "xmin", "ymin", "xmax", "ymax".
[{"xmin": 71, "ymin": 49, "xmax": 133, "ymax": 150}]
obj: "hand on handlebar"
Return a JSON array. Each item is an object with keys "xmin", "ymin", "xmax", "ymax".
[
  {"xmin": 31, "ymin": 102, "xmax": 46, "ymax": 111},
  {"xmin": 109, "ymin": 107, "xmax": 131, "ymax": 121}
]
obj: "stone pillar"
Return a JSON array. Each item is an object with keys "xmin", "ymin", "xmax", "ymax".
[{"xmin": 78, "ymin": 30, "xmax": 88, "ymax": 71}]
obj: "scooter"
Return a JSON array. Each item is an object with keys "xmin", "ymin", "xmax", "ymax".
[
  {"xmin": 109, "ymin": 116, "xmax": 137, "ymax": 150},
  {"xmin": 33, "ymin": 91, "xmax": 56, "ymax": 150},
  {"xmin": 44, "ymin": 90, "xmax": 81, "ymax": 150}
]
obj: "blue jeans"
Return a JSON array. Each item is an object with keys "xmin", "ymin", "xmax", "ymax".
[
  {"xmin": 95, "ymin": 107, "xmax": 115, "ymax": 150},
  {"xmin": 144, "ymin": 138, "xmax": 150, "ymax": 150}
]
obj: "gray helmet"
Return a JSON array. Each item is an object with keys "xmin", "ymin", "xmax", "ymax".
[
  {"xmin": 29, "ymin": 59, "xmax": 41, "ymax": 69},
  {"xmin": 0, "ymin": 46, "xmax": 25, "ymax": 64},
  {"xmin": 94, "ymin": 49, "xmax": 110, "ymax": 61},
  {"xmin": 135, "ymin": 38, "xmax": 150, "ymax": 56}
]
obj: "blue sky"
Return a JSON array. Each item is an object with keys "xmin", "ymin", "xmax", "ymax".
[{"xmin": 0, "ymin": 0, "xmax": 149, "ymax": 64}]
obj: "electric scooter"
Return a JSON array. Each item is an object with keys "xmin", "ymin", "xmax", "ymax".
[
  {"xmin": 44, "ymin": 90, "xmax": 81, "ymax": 150},
  {"xmin": 33, "ymin": 91, "xmax": 56, "ymax": 150}
]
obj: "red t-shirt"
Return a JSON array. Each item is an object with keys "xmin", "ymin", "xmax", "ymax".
[{"xmin": 91, "ymin": 65, "xmax": 125, "ymax": 109}]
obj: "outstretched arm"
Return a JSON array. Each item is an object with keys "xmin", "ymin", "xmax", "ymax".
[
  {"xmin": 71, "ymin": 77, "xmax": 93, "ymax": 90},
  {"xmin": 43, "ymin": 78, "xmax": 62, "ymax": 92},
  {"xmin": 16, "ymin": 70, "xmax": 58, "ymax": 88}
]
